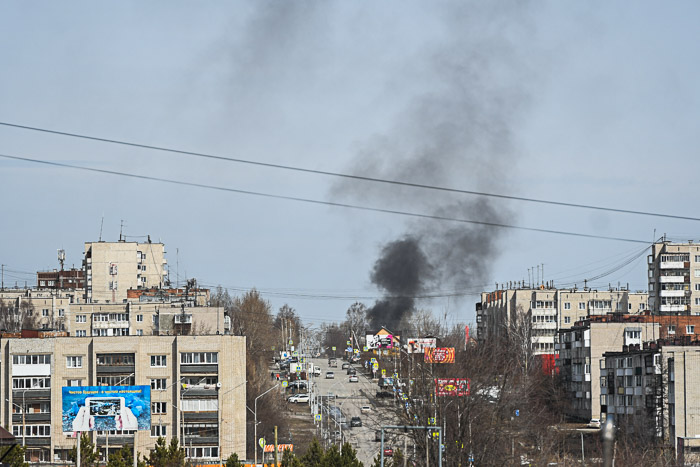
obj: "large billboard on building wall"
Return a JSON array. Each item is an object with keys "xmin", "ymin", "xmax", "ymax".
[{"xmin": 62, "ymin": 385, "xmax": 151, "ymax": 432}]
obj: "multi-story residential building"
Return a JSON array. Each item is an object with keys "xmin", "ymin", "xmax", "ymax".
[
  {"xmin": 83, "ymin": 240, "xmax": 168, "ymax": 303},
  {"xmin": 648, "ymin": 240, "xmax": 700, "ymax": 315},
  {"xmin": 36, "ymin": 268, "xmax": 84, "ymax": 292},
  {"xmin": 0, "ymin": 334, "xmax": 246, "ymax": 464},
  {"xmin": 601, "ymin": 341, "xmax": 700, "ymax": 464},
  {"xmin": 558, "ymin": 315, "xmax": 700, "ymax": 423},
  {"xmin": 478, "ymin": 287, "xmax": 648, "ymax": 355}
]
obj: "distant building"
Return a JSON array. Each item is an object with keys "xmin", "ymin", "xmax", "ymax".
[
  {"xmin": 478, "ymin": 286, "xmax": 648, "ymax": 355},
  {"xmin": 36, "ymin": 268, "xmax": 84, "ymax": 291},
  {"xmin": 648, "ymin": 240, "xmax": 700, "ymax": 314},
  {"xmin": 83, "ymin": 240, "xmax": 168, "ymax": 303}
]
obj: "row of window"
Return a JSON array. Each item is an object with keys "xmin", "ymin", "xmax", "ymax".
[
  {"xmin": 12, "ymin": 425, "xmax": 50, "ymax": 437},
  {"xmin": 77, "ymin": 314, "xmax": 145, "ymax": 322},
  {"xmin": 14, "ymin": 352, "xmax": 217, "ymax": 370},
  {"xmin": 13, "ymin": 377, "xmax": 50, "ymax": 389},
  {"xmin": 12, "ymin": 355, "xmax": 50, "ymax": 365},
  {"xmin": 180, "ymin": 352, "xmax": 218, "ymax": 364}
]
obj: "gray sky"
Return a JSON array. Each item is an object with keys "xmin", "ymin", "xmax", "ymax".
[{"xmin": 1, "ymin": 1, "xmax": 699, "ymax": 330}]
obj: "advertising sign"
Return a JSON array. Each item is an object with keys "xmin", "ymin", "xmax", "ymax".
[
  {"xmin": 365, "ymin": 334, "xmax": 380, "ymax": 349},
  {"xmin": 424, "ymin": 347, "xmax": 455, "ymax": 364},
  {"xmin": 435, "ymin": 378, "xmax": 470, "ymax": 396},
  {"xmin": 62, "ymin": 385, "xmax": 151, "ymax": 432},
  {"xmin": 379, "ymin": 335, "xmax": 394, "ymax": 349},
  {"xmin": 406, "ymin": 338, "xmax": 437, "ymax": 354}
]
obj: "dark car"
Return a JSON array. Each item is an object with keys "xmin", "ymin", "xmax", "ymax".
[
  {"xmin": 350, "ymin": 416, "xmax": 362, "ymax": 427},
  {"xmin": 346, "ymin": 367, "xmax": 356, "ymax": 375},
  {"xmin": 376, "ymin": 391, "xmax": 392, "ymax": 399}
]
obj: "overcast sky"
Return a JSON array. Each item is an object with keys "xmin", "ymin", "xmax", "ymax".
[{"xmin": 1, "ymin": 1, "xmax": 699, "ymax": 330}]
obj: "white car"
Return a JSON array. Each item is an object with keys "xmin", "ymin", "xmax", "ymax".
[
  {"xmin": 587, "ymin": 418, "xmax": 601, "ymax": 428},
  {"xmin": 288, "ymin": 394, "xmax": 309, "ymax": 403},
  {"xmin": 361, "ymin": 405, "xmax": 371, "ymax": 414},
  {"xmin": 326, "ymin": 372, "xmax": 335, "ymax": 379}
]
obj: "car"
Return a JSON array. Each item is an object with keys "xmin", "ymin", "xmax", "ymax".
[
  {"xmin": 376, "ymin": 391, "xmax": 392, "ymax": 399},
  {"xmin": 287, "ymin": 394, "xmax": 309, "ymax": 403},
  {"xmin": 588, "ymin": 418, "xmax": 601, "ymax": 428},
  {"xmin": 374, "ymin": 430, "xmax": 382, "ymax": 442},
  {"xmin": 383, "ymin": 448, "xmax": 393, "ymax": 457},
  {"xmin": 349, "ymin": 375, "xmax": 359, "ymax": 383},
  {"xmin": 313, "ymin": 367, "xmax": 322, "ymax": 376},
  {"xmin": 342, "ymin": 362, "xmax": 350, "ymax": 369},
  {"xmin": 350, "ymin": 416, "xmax": 362, "ymax": 427},
  {"xmin": 361, "ymin": 405, "xmax": 371, "ymax": 414},
  {"xmin": 346, "ymin": 368, "xmax": 356, "ymax": 375},
  {"xmin": 333, "ymin": 430, "xmax": 342, "ymax": 441},
  {"xmin": 325, "ymin": 371, "xmax": 335, "ymax": 379}
]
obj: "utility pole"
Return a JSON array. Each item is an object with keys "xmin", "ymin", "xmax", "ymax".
[{"xmin": 274, "ymin": 426, "xmax": 279, "ymax": 467}]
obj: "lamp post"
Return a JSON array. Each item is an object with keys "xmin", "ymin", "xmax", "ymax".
[{"xmin": 254, "ymin": 385, "xmax": 278, "ymax": 466}]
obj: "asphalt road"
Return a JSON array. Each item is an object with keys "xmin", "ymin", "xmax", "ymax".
[{"xmin": 308, "ymin": 357, "xmax": 407, "ymax": 466}]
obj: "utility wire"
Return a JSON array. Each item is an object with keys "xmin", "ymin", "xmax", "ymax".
[
  {"xmin": 1, "ymin": 121, "xmax": 698, "ymax": 222},
  {"xmin": 0, "ymin": 153, "xmax": 650, "ymax": 244}
]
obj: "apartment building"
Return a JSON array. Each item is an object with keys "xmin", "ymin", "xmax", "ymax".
[
  {"xmin": 83, "ymin": 240, "xmax": 168, "ymax": 303},
  {"xmin": 477, "ymin": 287, "xmax": 648, "ymax": 355},
  {"xmin": 648, "ymin": 240, "xmax": 700, "ymax": 315},
  {"xmin": 557, "ymin": 315, "xmax": 700, "ymax": 423},
  {"xmin": 1, "ymin": 334, "xmax": 246, "ymax": 463},
  {"xmin": 0, "ymin": 289, "xmax": 228, "ymax": 337},
  {"xmin": 601, "ymin": 341, "xmax": 700, "ymax": 463},
  {"xmin": 36, "ymin": 268, "xmax": 84, "ymax": 292}
]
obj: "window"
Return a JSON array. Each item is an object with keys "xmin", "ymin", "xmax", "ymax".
[
  {"xmin": 640, "ymin": 303, "xmax": 646, "ymax": 311},
  {"xmin": 695, "ymin": 255, "xmax": 700, "ymax": 262},
  {"xmin": 97, "ymin": 375, "xmax": 135, "ymax": 386},
  {"xmin": 151, "ymin": 356, "xmax": 167, "ymax": 367},
  {"xmin": 76, "ymin": 330, "xmax": 86, "ymax": 337},
  {"xmin": 67, "ymin": 379, "xmax": 82, "ymax": 387},
  {"xmin": 696, "ymin": 283, "xmax": 700, "ymax": 291},
  {"xmin": 695, "ymin": 297, "xmax": 700, "ymax": 306},
  {"xmin": 668, "ymin": 325, "xmax": 676, "ymax": 335},
  {"xmin": 97, "ymin": 354, "xmax": 135, "ymax": 366},
  {"xmin": 12, "ymin": 377, "xmax": 51, "ymax": 389},
  {"xmin": 152, "ymin": 402, "xmax": 167, "ymax": 414},
  {"xmin": 42, "ymin": 309, "xmax": 49, "ymax": 317},
  {"xmin": 58, "ymin": 309, "xmax": 65, "ymax": 317},
  {"xmin": 12, "ymin": 355, "xmax": 51, "ymax": 365},
  {"xmin": 181, "ymin": 399, "xmax": 218, "ymax": 412},
  {"xmin": 564, "ymin": 316, "xmax": 571, "ymax": 324},
  {"xmin": 151, "ymin": 379, "xmax": 167, "ymax": 390},
  {"xmin": 76, "ymin": 315, "xmax": 86, "ymax": 323},
  {"xmin": 185, "ymin": 447, "xmax": 219, "ymax": 459},
  {"xmin": 66, "ymin": 356, "xmax": 82, "ymax": 368},
  {"xmin": 564, "ymin": 302, "xmax": 571, "ymax": 310},
  {"xmin": 150, "ymin": 425, "xmax": 167, "ymax": 437},
  {"xmin": 137, "ymin": 314, "xmax": 143, "ymax": 322},
  {"xmin": 180, "ymin": 352, "xmax": 218, "ymax": 364},
  {"xmin": 12, "ymin": 425, "xmax": 50, "ymax": 437},
  {"xmin": 578, "ymin": 302, "xmax": 585, "ymax": 310},
  {"xmin": 687, "ymin": 325, "xmax": 695, "ymax": 334},
  {"xmin": 137, "ymin": 329, "xmax": 143, "ymax": 336},
  {"xmin": 695, "ymin": 269, "xmax": 700, "ymax": 278}
]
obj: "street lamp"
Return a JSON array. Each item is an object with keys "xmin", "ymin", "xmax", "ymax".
[{"xmin": 254, "ymin": 384, "xmax": 279, "ymax": 466}]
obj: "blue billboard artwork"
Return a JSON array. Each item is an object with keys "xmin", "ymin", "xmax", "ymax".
[{"xmin": 62, "ymin": 385, "xmax": 151, "ymax": 432}]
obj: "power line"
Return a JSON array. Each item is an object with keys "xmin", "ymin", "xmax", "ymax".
[
  {"xmin": 0, "ymin": 152, "xmax": 650, "ymax": 244},
  {"xmin": 0, "ymin": 121, "xmax": 697, "ymax": 222}
]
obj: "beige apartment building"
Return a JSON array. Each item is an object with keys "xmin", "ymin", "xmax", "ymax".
[
  {"xmin": 1, "ymin": 334, "xmax": 246, "ymax": 463},
  {"xmin": 648, "ymin": 240, "xmax": 700, "ymax": 315},
  {"xmin": 478, "ymin": 287, "xmax": 648, "ymax": 355},
  {"xmin": 83, "ymin": 241, "xmax": 168, "ymax": 303}
]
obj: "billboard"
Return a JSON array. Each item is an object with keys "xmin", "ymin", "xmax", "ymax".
[
  {"xmin": 424, "ymin": 347, "xmax": 455, "ymax": 364},
  {"xmin": 406, "ymin": 338, "xmax": 437, "ymax": 354},
  {"xmin": 62, "ymin": 385, "xmax": 151, "ymax": 432},
  {"xmin": 435, "ymin": 378, "xmax": 470, "ymax": 396}
]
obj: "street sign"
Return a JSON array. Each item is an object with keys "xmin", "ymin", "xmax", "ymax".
[
  {"xmin": 314, "ymin": 414, "xmax": 322, "ymax": 421},
  {"xmin": 381, "ymin": 369, "xmax": 386, "ymax": 376},
  {"xmin": 259, "ymin": 438, "xmax": 265, "ymax": 449},
  {"xmin": 282, "ymin": 381, "xmax": 288, "ymax": 388},
  {"xmin": 363, "ymin": 346, "xmax": 368, "ymax": 352},
  {"xmin": 332, "ymin": 346, "xmax": 336, "ymax": 351},
  {"xmin": 347, "ymin": 340, "xmax": 351, "ymax": 346},
  {"xmin": 515, "ymin": 409, "xmax": 520, "ymax": 417},
  {"xmin": 372, "ymin": 363, "xmax": 379, "ymax": 370}
]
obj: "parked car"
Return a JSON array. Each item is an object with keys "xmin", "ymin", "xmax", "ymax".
[
  {"xmin": 326, "ymin": 371, "xmax": 335, "ymax": 379},
  {"xmin": 588, "ymin": 418, "xmax": 601, "ymax": 428},
  {"xmin": 349, "ymin": 375, "xmax": 359, "ymax": 383},
  {"xmin": 361, "ymin": 405, "xmax": 371, "ymax": 414},
  {"xmin": 287, "ymin": 394, "xmax": 309, "ymax": 403},
  {"xmin": 350, "ymin": 416, "xmax": 362, "ymax": 427},
  {"xmin": 383, "ymin": 448, "xmax": 393, "ymax": 457}
]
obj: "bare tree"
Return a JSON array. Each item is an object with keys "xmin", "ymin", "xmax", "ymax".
[{"xmin": 0, "ymin": 299, "xmax": 37, "ymax": 332}]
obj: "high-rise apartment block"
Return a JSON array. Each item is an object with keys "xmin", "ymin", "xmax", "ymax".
[{"xmin": 648, "ymin": 240, "xmax": 700, "ymax": 314}]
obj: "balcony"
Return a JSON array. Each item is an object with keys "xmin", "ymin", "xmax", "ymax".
[
  {"xmin": 660, "ymin": 276, "xmax": 687, "ymax": 283},
  {"xmin": 660, "ymin": 304, "xmax": 687, "ymax": 313},
  {"xmin": 184, "ymin": 436, "xmax": 218, "ymax": 446},
  {"xmin": 174, "ymin": 314, "xmax": 193, "ymax": 325},
  {"xmin": 183, "ymin": 412, "xmax": 218, "ymax": 422},
  {"xmin": 660, "ymin": 261, "xmax": 687, "ymax": 269},
  {"xmin": 180, "ymin": 364, "xmax": 217, "ymax": 374},
  {"xmin": 660, "ymin": 290, "xmax": 687, "ymax": 298},
  {"xmin": 182, "ymin": 386, "xmax": 218, "ymax": 398},
  {"xmin": 92, "ymin": 320, "xmax": 129, "ymax": 329},
  {"xmin": 14, "ymin": 390, "xmax": 50, "ymax": 400},
  {"xmin": 12, "ymin": 413, "xmax": 50, "ymax": 423}
]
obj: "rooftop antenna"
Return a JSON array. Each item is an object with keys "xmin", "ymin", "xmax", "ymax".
[
  {"xmin": 57, "ymin": 249, "xmax": 66, "ymax": 271},
  {"xmin": 99, "ymin": 215, "xmax": 104, "ymax": 242},
  {"xmin": 119, "ymin": 220, "xmax": 124, "ymax": 242}
]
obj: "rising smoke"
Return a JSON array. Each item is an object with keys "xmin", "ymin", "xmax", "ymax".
[{"xmin": 333, "ymin": 3, "xmax": 533, "ymax": 331}]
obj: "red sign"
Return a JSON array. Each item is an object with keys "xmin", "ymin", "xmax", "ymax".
[
  {"xmin": 435, "ymin": 378, "xmax": 470, "ymax": 396},
  {"xmin": 424, "ymin": 347, "xmax": 455, "ymax": 363},
  {"xmin": 263, "ymin": 444, "xmax": 293, "ymax": 453}
]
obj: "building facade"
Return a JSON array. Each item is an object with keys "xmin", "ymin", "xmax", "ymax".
[
  {"xmin": 648, "ymin": 240, "xmax": 700, "ymax": 315},
  {"xmin": 1, "ymin": 334, "xmax": 246, "ymax": 463},
  {"xmin": 478, "ymin": 287, "xmax": 648, "ymax": 355},
  {"xmin": 83, "ymin": 241, "xmax": 168, "ymax": 303}
]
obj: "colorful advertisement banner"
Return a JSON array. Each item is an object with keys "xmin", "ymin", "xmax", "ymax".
[
  {"xmin": 62, "ymin": 385, "xmax": 151, "ymax": 432},
  {"xmin": 435, "ymin": 378, "xmax": 470, "ymax": 396},
  {"xmin": 406, "ymin": 337, "xmax": 437, "ymax": 354},
  {"xmin": 424, "ymin": 347, "xmax": 455, "ymax": 364}
]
